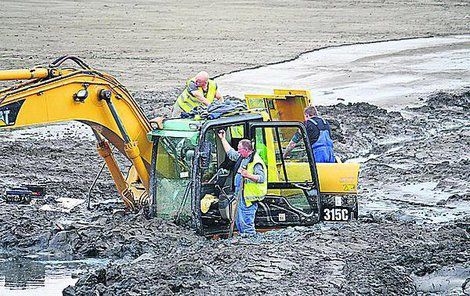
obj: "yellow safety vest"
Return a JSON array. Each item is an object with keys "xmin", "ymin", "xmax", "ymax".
[
  {"xmin": 244, "ymin": 152, "xmax": 267, "ymax": 206},
  {"xmin": 176, "ymin": 77, "xmax": 217, "ymax": 112}
]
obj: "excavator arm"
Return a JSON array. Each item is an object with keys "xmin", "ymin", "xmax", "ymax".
[{"xmin": 0, "ymin": 56, "xmax": 153, "ymax": 209}]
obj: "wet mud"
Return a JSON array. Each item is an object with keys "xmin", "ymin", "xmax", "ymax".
[
  {"xmin": 1, "ymin": 0, "xmax": 469, "ymax": 293},
  {"xmin": 0, "ymin": 89, "xmax": 468, "ymax": 295}
]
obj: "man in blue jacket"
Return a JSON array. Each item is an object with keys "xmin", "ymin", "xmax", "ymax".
[{"xmin": 283, "ymin": 106, "xmax": 336, "ymax": 163}]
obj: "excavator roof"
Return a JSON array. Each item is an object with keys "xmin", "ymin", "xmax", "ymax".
[
  {"xmin": 147, "ymin": 113, "xmax": 264, "ymax": 142},
  {"xmin": 146, "ymin": 88, "xmax": 311, "ymax": 141}
]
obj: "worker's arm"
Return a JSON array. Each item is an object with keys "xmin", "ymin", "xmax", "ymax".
[
  {"xmin": 215, "ymin": 89, "xmax": 224, "ymax": 102},
  {"xmin": 217, "ymin": 130, "xmax": 240, "ymax": 162},
  {"xmin": 283, "ymin": 140, "xmax": 297, "ymax": 158},
  {"xmin": 190, "ymin": 89, "xmax": 211, "ymax": 106},
  {"xmin": 283, "ymin": 130, "xmax": 303, "ymax": 158},
  {"xmin": 240, "ymin": 163, "xmax": 265, "ymax": 183}
]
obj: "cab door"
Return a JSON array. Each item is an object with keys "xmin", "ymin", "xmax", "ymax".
[{"xmin": 248, "ymin": 121, "xmax": 321, "ymax": 227}]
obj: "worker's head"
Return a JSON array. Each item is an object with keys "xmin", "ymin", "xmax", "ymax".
[
  {"xmin": 304, "ymin": 106, "xmax": 318, "ymax": 120},
  {"xmin": 195, "ymin": 71, "xmax": 209, "ymax": 89},
  {"xmin": 237, "ymin": 139, "xmax": 254, "ymax": 158}
]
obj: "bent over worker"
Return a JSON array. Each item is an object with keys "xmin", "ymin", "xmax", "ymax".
[
  {"xmin": 218, "ymin": 130, "xmax": 267, "ymax": 235},
  {"xmin": 172, "ymin": 71, "xmax": 223, "ymax": 117},
  {"xmin": 284, "ymin": 106, "xmax": 336, "ymax": 163}
]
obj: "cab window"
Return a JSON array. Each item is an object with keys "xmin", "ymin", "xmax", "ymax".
[{"xmin": 154, "ymin": 136, "xmax": 195, "ymax": 221}]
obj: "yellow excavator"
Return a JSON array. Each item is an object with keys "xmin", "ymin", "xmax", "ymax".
[{"xmin": 0, "ymin": 56, "xmax": 359, "ymax": 235}]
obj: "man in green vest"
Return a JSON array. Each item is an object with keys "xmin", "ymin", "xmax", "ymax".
[
  {"xmin": 218, "ymin": 130, "xmax": 267, "ymax": 235},
  {"xmin": 172, "ymin": 71, "xmax": 223, "ymax": 117}
]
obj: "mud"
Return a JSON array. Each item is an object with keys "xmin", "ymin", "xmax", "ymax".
[
  {"xmin": 1, "ymin": 0, "xmax": 470, "ymax": 294},
  {"xmin": 0, "ymin": 89, "xmax": 468, "ymax": 295}
]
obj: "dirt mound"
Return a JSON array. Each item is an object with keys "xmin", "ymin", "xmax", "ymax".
[
  {"xmin": 318, "ymin": 102, "xmax": 412, "ymax": 159},
  {"xmin": 418, "ymin": 90, "xmax": 470, "ymax": 109}
]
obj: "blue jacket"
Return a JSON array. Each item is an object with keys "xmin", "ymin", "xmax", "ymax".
[{"xmin": 307, "ymin": 118, "xmax": 335, "ymax": 163}]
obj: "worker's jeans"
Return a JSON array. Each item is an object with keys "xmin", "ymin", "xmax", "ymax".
[{"xmin": 236, "ymin": 196, "xmax": 258, "ymax": 235}]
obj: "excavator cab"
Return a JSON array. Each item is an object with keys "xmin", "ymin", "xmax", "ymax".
[
  {"xmin": 146, "ymin": 89, "xmax": 360, "ymax": 234},
  {"xmin": 147, "ymin": 110, "xmax": 355, "ymax": 235}
]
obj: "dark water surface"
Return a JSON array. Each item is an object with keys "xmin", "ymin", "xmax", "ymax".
[{"xmin": 0, "ymin": 254, "xmax": 108, "ymax": 295}]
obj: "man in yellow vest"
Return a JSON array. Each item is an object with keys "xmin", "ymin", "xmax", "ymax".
[
  {"xmin": 218, "ymin": 130, "xmax": 267, "ymax": 235},
  {"xmin": 172, "ymin": 71, "xmax": 223, "ymax": 117}
]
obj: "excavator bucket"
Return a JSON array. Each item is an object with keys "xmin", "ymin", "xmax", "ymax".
[{"xmin": 245, "ymin": 89, "xmax": 360, "ymax": 196}]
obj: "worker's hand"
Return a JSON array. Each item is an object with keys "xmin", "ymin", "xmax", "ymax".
[
  {"xmin": 149, "ymin": 117, "xmax": 165, "ymax": 129},
  {"xmin": 239, "ymin": 168, "xmax": 250, "ymax": 178},
  {"xmin": 283, "ymin": 149, "xmax": 290, "ymax": 158},
  {"xmin": 217, "ymin": 130, "xmax": 226, "ymax": 139},
  {"xmin": 283, "ymin": 142, "xmax": 295, "ymax": 159}
]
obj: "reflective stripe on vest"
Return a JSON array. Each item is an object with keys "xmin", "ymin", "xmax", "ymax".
[
  {"xmin": 244, "ymin": 152, "xmax": 267, "ymax": 206},
  {"xmin": 176, "ymin": 77, "xmax": 217, "ymax": 112}
]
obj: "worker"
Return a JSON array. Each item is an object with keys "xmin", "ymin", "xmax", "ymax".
[
  {"xmin": 283, "ymin": 106, "xmax": 336, "ymax": 163},
  {"xmin": 217, "ymin": 130, "xmax": 267, "ymax": 235},
  {"xmin": 172, "ymin": 71, "xmax": 223, "ymax": 117}
]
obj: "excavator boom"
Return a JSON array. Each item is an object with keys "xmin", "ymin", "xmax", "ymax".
[{"xmin": 0, "ymin": 56, "xmax": 153, "ymax": 209}]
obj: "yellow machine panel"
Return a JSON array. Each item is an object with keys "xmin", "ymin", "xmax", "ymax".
[
  {"xmin": 278, "ymin": 162, "xmax": 359, "ymax": 195},
  {"xmin": 316, "ymin": 163, "xmax": 360, "ymax": 194},
  {"xmin": 245, "ymin": 89, "xmax": 312, "ymax": 122}
]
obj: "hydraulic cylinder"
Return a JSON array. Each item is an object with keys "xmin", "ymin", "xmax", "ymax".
[{"xmin": 0, "ymin": 68, "xmax": 49, "ymax": 80}]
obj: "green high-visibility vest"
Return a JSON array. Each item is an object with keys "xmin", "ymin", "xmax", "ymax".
[
  {"xmin": 176, "ymin": 77, "xmax": 217, "ymax": 112},
  {"xmin": 244, "ymin": 152, "xmax": 267, "ymax": 206}
]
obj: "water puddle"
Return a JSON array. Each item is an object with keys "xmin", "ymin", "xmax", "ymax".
[
  {"xmin": 361, "ymin": 181, "xmax": 469, "ymax": 223},
  {"xmin": 218, "ymin": 35, "xmax": 470, "ymax": 109},
  {"xmin": 0, "ymin": 254, "xmax": 107, "ymax": 295},
  {"xmin": 412, "ymin": 264, "xmax": 470, "ymax": 295}
]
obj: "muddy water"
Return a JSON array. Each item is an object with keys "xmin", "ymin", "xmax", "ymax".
[
  {"xmin": 0, "ymin": 254, "xmax": 107, "ymax": 295},
  {"xmin": 218, "ymin": 35, "xmax": 470, "ymax": 109}
]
